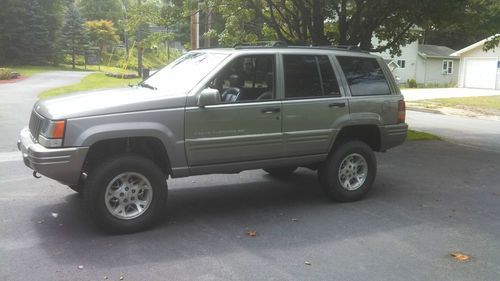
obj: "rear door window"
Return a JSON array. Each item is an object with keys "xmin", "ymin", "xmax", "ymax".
[
  {"xmin": 336, "ymin": 56, "xmax": 391, "ymax": 96},
  {"xmin": 283, "ymin": 55, "xmax": 341, "ymax": 99}
]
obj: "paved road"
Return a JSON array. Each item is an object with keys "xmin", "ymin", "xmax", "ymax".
[
  {"xmin": 0, "ymin": 71, "xmax": 89, "ymax": 152},
  {"xmin": 1, "ymin": 141, "xmax": 499, "ymax": 281},
  {"xmin": 407, "ymin": 110, "xmax": 500, "ymax": 153}
]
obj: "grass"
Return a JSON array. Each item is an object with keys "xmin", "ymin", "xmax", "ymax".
[
  {"xmin": 408, "ymin": 96, "xmax": 500, "ymax": 116},
  {"xmin": 429, "ymin": 96, "xmax": 500, "ymax": 111},
  {"xmin": 39, "ymin": 72, "xmax": 142, "ymax": 99},
  {"xmin": 407, "ymin": 130, "xmax": 440, "ymax": 141}
]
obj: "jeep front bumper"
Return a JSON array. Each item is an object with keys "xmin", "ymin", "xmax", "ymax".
[{"xmin": 17, "ymin": 127, "xmax": 89, "ymax": 186}]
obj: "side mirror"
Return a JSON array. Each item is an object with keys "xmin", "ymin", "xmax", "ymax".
[{"xmin": 197, "ymin": 88, "xmax": 221, "ymax": 107}]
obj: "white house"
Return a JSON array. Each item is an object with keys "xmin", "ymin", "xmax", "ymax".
[
  {"xmin": 451, "ymin": 35, "xmax": 500, "ymax": 90},
  {"xmin": 373, "ymin": 40, "xmax": 460, "ymax": 85}
]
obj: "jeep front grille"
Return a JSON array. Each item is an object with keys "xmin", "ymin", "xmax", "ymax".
[{"xmin": 29, "ymin": 110, "xmax": 45, "ymax": 140}]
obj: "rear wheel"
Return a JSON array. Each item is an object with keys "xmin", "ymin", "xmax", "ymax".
[
  {"xmin": 318, "ymin": 141, "xmax": 376, "ymax": 202},
  {"xmin": 83, "ymin": 154, "xmax": 167, "ymax": 234},
  {"xmin": 263, "ymin": 166, "xmax": 297, "ymax": 178}
]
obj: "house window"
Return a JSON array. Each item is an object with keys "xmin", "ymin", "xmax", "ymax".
[
  {"xmin": 443, "ymin": 60, "xmax": 453, "ymax": 74},
  {"xmin": 397, "ymin": 60, "xmax": 406, "ymax": 69}
]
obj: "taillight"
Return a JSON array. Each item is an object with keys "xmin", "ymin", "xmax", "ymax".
[{"xmin": 398, "ymin": 100, "xmax": 406, "ymax": 123}]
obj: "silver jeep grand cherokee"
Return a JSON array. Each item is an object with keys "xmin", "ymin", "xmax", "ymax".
[{"xmin": 18, "ymin": 44, "xmax": 407, "ymax": 233}]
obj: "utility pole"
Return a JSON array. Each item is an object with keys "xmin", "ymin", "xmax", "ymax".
[
  {"xmin": 137, "ymin": 0, "xmax": 143, "ymax": 77},
  {"xmin": 190, "ymin": 3, "xmax": 199, "ymax": 50},
  {"xmin": 205, "ymin": 8, "xmax": 211, "ymax": 48}
]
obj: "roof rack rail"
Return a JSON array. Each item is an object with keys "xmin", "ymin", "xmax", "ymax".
[
  {"xmin": 288, "ymin": 45, "xmax": 369, "ymax": 53},
  {"xmin": 233, "ymin": 41, "xmax": 288, "ymax": 49}
]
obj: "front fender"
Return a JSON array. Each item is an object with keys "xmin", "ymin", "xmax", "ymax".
[{"xmin": 64, "ymin": 109, "xmax": 187, "ymax": 169}]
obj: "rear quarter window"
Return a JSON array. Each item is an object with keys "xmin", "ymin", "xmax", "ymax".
[{"xmin": 336, "ymin": 56, "xmax": 391, "ymax": 96}]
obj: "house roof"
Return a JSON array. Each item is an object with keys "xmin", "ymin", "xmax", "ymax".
[
  {"xmin": 451, "ymin": 34, "xmax": 500, "ymax": 56},
  {"xmin": 418, "ymin": 44, "xmax": 457, "ymax": 58}
]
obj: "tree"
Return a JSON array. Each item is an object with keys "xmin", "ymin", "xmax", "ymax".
[
  {"xmin": 483, "ymin": 34, "xmax": 500, "ymax": 51},
  {"xmin": 422, "ymin": 0, "xmax": 500, "ymax": 50},
  {"xmin": 77, "ymin": 0, "xmax": 123, "ymax": 23},
  {"xmin": 125, "ymin": 0, "xmax": 166, "ymax": 75},
  {"xmin": 84, "ymin": 20, "xmax": 120, "ymax": 59},
  {"xmin": 61, "ymin": 4, "xmax": 88, "ymax": 69},
  {"xmin": 24, "ymin": 0, "xmax": 52, "ymax": 64},
  {"xmin": 0, "ymin": 0, "xmax": 64, "ymax": 64},
  {"xmin": 201, "ymin": 0, "xmax": 499, "ymax": 55}
]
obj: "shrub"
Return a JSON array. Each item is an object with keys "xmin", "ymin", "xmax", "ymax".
[
  {"xmin": 407, "ymin": 79, "xmax": 417, "ymax": 88},
  {"xmin": 0, "ymin": 68, "xmax": 20, "ymax": 80},
  {"xmin": 105, "ymin": 72, "xmax": 139, "ymax": 79}
]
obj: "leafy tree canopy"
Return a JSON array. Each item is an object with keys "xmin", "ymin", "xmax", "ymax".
[
  {"xmin": 84, "ymin": 20, "xmax": 120, "ymax": 55},
  {"xmin": 194, "ymin": 0, "xmax": 498, "ymax": 54},
  {"xmin": 77, "ymin": 0, "xmax": 123, "ymax": 24},
  {"xmin": 0, "ymin": 0, "xmax": 64, "ymax": 64}
]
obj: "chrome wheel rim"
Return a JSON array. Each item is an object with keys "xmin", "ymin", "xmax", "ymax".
[
  {"xmin": 338, "ymin": 153, "xmax": 368, "ymax": 191},
  {"xmin": 105, "ymin": 172, "xmax": 153, "ymax": 220}
]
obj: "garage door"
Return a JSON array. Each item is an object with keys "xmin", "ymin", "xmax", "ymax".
[{"xmin": 464, "ymin": 58, "xmax": 497, "ymax": 89}]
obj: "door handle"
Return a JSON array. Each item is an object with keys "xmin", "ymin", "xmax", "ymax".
[
  {"xmin": 328, "ymin": 102, "xmax": 346, "ymax": 108},
  {"xmin": 261, "ymin": 107, "xmax": 281, "ymax": 114}
]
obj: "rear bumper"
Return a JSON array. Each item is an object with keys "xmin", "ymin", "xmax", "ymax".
[
  {"xmin": 17, "ymin": 127, "xmax": 89, "ymax": 186},
  {"xmin": 379, "ymin": 123, "xmax": 408, "ymax": 151}
]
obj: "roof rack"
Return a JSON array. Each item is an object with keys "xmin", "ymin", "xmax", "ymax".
[
  {"xmin": 232, "ymin": 42, "xmax": 369, "ymax": 53},
  {"xmin": 233, "ymin": 41, "xmax": 288, "ymax": 49},
  {"xmin": 295, "ymin": 45, "xmax": 368, "ymax": 53}
]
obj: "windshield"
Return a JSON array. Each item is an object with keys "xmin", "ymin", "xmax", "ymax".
[{"xmin": 141, "ymin": 52, "xmax": 229, "ymax": 93}]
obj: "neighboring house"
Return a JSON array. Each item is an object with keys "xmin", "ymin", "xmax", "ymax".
[
  {"xmin": 373, "ymin": 40, "xmax": 460, "ymax": 85},
  {"xmin": 451, "ymin": 35, "xmax": 500, "ymax": 90}
]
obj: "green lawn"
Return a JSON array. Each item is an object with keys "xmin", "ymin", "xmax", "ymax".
[
  {"xmin": 409, "ymin": 96, "xmax": 500, "ymax": 115},
  {"xmin": 39, "ymin": 72, "xmax": 142, "ymax": 99},
  {"xmin": 7, "ymin": 64, "xmax": 136, "ymax": 78},
  {"xmin": 407, "ymin": 130, "xmax": 440, "ymax": 141},
  {"xmin": 430, "ymin": 96, "xmax": 500, "ymax": 111}
]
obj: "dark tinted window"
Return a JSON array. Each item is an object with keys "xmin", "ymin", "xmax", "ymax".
[
  {"xmin": 284, "ymin": 55, "xmax": 340, "ymax": 99},
  {"xmin": 337, "ymin": 56, "xmax": 391, "ymax": 96},
  {"xmin": 318, "ymin": 56, "xmax": 341, "ymax": 97},
  {"xmin": 284, "ymin": 55, "xmax": 321, "ymax": 98}
]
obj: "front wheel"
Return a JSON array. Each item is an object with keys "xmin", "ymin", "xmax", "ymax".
[
  {"xmin": 318, "ymin": 141, "xmax": 376, "ymax": 202},
  {"xmin": 83, "ymin": 154, "xmax": 167, "ymax": 234}
]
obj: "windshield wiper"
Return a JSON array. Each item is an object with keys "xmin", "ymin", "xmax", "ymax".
[{"xmin": 138, "ymin": 82, "xmax": 157, "ymax": 90}]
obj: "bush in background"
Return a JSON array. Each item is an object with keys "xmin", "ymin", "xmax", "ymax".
[
  {"xmin": 407, "ymin": 79, "xmax": 418, "ymax": 88},
  {"xmin": 0, "ymin": 68, "xmax": 20, "ymax": 80}
]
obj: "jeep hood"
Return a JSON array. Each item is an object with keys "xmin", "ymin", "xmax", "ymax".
[{"xmin": 35, "ymin": 87, "xmax": 187, "ymax": 119}]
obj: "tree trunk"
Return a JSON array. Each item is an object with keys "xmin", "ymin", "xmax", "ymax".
[
  {"xmin": 71, "ymin": 38, "xmax": 75, "ymax": 69},
  {"xmin": 137, "ymin": 0, "xmax": 143, "ymax": 77},
  {"xmin": 311, "ymin": 0, "xmax": 327, "ymax": 45},
  {"xmin": 338, "ymin": 0, "xmax": 348, "ymax": 45}
]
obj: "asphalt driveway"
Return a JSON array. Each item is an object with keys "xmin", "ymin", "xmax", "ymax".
[
  {"xmin": 1, "ymin": 140, "xmax": 499, "ymax": 281},
  {"xmin": 1, "ymin": 73, "xmax": 499, "ymax": 280},
  {"xmin": 0, "ymin": 71, "xmax": 89, "ymax": 152}
]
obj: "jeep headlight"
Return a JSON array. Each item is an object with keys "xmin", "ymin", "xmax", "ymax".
[{"xmin": 38, "ymin": 120, "xmax": 66, "ymax": 147}]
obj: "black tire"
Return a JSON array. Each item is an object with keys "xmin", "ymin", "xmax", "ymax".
[
  {"xmin": 83, "ymin": 154, "xmax": 167, "ymax": 234},
  {"xmin": 263, "ymin": 166, "xmax": 297, "ymax": 177},
  {"xmin": 318, "ymin": 141, "xmax": 376, "ymax": 202}
]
